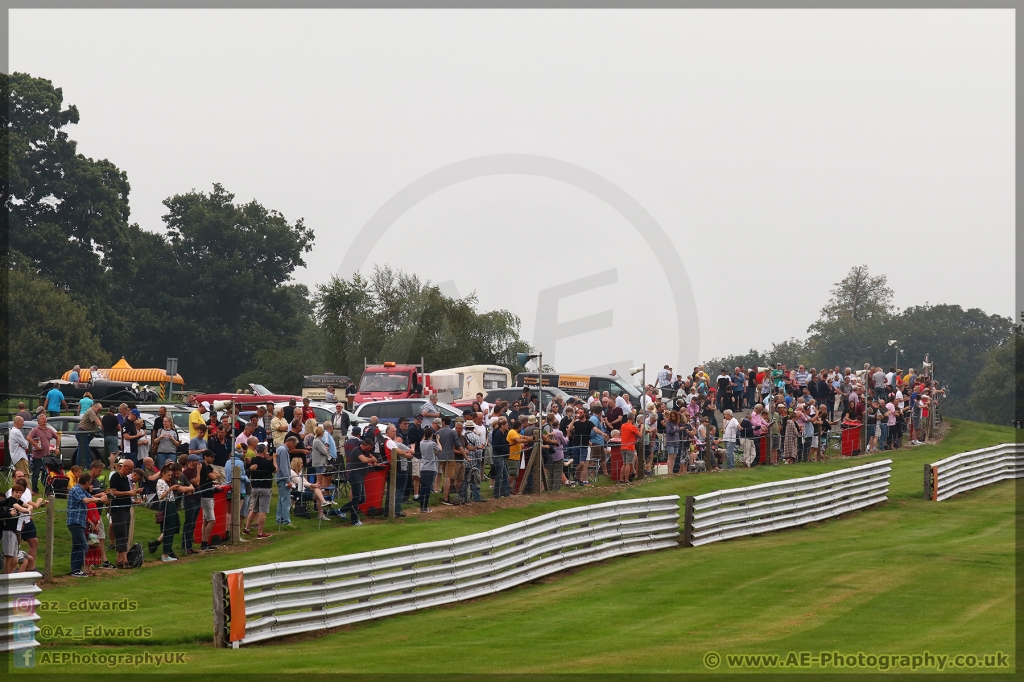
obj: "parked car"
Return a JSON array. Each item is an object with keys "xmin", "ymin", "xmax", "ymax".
[
  {"xmin": 192, "ymin": 383, "xmax": 301, "ymax": 408},
  {"xmin": 353, "ymin": 398, "xmax": 463, "ymax": 426}
]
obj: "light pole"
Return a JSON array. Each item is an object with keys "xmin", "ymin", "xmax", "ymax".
[{"xmin": 887, "ymin": 340, "xmax": 899, "ymax": 376}]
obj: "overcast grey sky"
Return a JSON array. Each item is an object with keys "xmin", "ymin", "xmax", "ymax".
[{"xmin": 11, "ymin": 8, "xmax": 1015, "ymax": 375}]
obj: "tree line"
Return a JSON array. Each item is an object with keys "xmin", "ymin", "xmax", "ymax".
[
  {"xmin": 702, "ymin": 265, "xmax": 1020, "ymax": 425},
  {"xmin": 4, "ymin": 72, "xmax": 533, "ymax": 395}
]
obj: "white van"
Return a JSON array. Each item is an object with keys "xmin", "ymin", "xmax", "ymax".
[{"xmin": 426, "ymin": 365, "xmax": 512, "ymax": 404}]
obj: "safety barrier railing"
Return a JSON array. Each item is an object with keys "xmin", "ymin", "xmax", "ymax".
[
  {"xmin": 682, "ymin": 459, "xmax": 891, "ymax": 547},
  {"xmin": 924, "ymin": 443, "xmax": 1023, "ymax": 501},
  {"xmin": 0, "ymin": 571, "xmax": 43, "ymax": 652},
  {"xmin": 212, "ymin": 495, "xmax": 680, "ymax": 647}
]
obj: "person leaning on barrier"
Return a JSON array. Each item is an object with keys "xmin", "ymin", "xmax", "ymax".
[
  {"xmin": 66, "ymin": 472, "xmax": 107, "ymax": 577},
  {"xmin": 383, "ymin": 424, "xmax": 414, "ymax": 516},
  {"xmin": 243, "ymin": 444, "xmax": 274, "ymax": 539},
  {"xmin": 107, "ymin": 458, "xmax": 139, "ymax": 568},
  {"xmin": 339, "ymin": 437, "xmax": 377, "ymax": 526},
  {"xmin": 3, "ymin": 480, "xmax": 46, "ymax": 574},
  {"xmin": 489, "ymin": 418, "xmax": 511, "ymax": 499}
]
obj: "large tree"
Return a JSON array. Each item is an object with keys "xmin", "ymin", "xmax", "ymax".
[
  {"xmin": 7, "ymin": 266, "xmax": 110, "ymax": 393},
  {"xmin": 815, "ymin": 264, "xmax": 894, "ymax": 323},
  {"xmin": 3, "ymin": 72, "xmax": 136, "ymax": 348},
  {"xmin": 117, "ymin": 184, "xmax": 315, "ymax": 391},
  {"xmin": 315, "ymin": 266, "xmax": 532, "ymax": 380},
  {"xmin": 968, "ymin": 323, "xmax": 1022, "ymax": 426}
]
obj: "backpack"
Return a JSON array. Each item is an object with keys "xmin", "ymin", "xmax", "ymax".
[{"xmin": 127, "ymin": 542, "xmax": 144, "ymax": 569}]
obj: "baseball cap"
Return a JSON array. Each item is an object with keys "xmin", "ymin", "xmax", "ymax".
[
  {"xmin": 200, "ymin": 401, "xmax": 211, "ymax": 409},
  {"xmin": 187, "ymin": 454, "xmax": 202, "ymax": 461},
  {"xmin": 414, "ymin": 414, "xmax": 422, "ymax": 420},
  {"xmin": 351, "ymin": 426, "xmax": 362, "ymax": 436},
  {"xmin": 130, "ymin": 408, "xmax": 141, "ymax": 417}
]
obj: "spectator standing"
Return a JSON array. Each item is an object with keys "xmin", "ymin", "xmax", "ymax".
[
  {"xmin": 223, "ymin": 446, "xmax": 251, "ymax": 518},
  {"xmin": 44, "ymin": 383, "xmax": 67, "ymax": 417},
  {"xmin": 27, "ymin": 414, "xmax": 58, "ymax": 494},
  {"xmin": 283, "ymin": 399, "xmax": 298, "ymax": 423},
  {"xmin": 490, "ymin": 419, "xmax": 511, "ymax": 499},
  {"xmin": 3, "ymin": 480, "xmax": 44, "ymax": 574},
  {"xmin": 153, "ymin": 463, "xmax": 190, "ymax": 562},
  {"xmin": 180, "ymin": 455, "xmax": 203, "ymax": 555},
  {"xmin": 331, "ymin": 403, "xmax": 350, "ymax": 451},
  {"xmin": 462, "ymin": 412, "xmax": 487, "ymax": 502},
  {"xmin": 199, "ymin": 451, "xmax": 219, "ymax": 551},
  {"xmin": 339, "ymin": 439, "xmax": 375, "ymax": 526},
  {"xmin": 77, "ymin": 390, "xmax": 93, "ymax": 415},
  {"xmin": 418, "ymin": 428, "xmax": 438, "ymax": 512},
  {"xmin": 66, "ymin": 473, "xmax": 106, "ymax": 576},
  {"xmin": 76, "ymin": 403, "xmax": 103, "ymax": 468},
  {"xmin": 153, "ymin": 417, "xmax": 180, "ymax": 470},
  {"xmin": 243, "ymin": 444, "xmax": 274, "ymax": 538},
  {"xmin": 722, "ymin": 410, "xmax": 739, "ymax": 469},
  {"xmin": 384, "ymin": 424, "xmax": 414, "ymax": 516},
  {"xmin": 101, "ymin": 406, "xmax": 121, "ymax": 468},
  {"xmin": 189, "ymin": 402, "xmax": 210, "ymax": 440},
  {"xmin": 619, "ymin": 415, "xmax": 640, "ymax": 483},
  {"xmin": 275, "ymin": 437, "xmax": 296, "ymax": 527},
  {"xmin": 106, "ymin": 459, "xmax": 137, "ymax": 568},
  {"xmin": 8, "ymin": 416, "xmax": 30, "ymax": 478}
]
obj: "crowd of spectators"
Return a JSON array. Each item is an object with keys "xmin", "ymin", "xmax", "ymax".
[{"xmin": 2, "ymin": 360, "xmax": 944, "ymax": 576}]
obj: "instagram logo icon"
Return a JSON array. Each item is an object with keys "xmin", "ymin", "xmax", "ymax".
[{"xmin": 13, "ymin": 596, "xmax": 35, "ymax": 617}]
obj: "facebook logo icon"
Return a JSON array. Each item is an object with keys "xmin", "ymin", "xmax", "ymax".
[{"xmin": 12, "ymin": 647, "xmax": 35, "ymax": 668}]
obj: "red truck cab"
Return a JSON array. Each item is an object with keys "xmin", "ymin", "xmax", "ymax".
[{"xmin": 353, "ymin": 362, "xmax": 423, "ymax": 404}]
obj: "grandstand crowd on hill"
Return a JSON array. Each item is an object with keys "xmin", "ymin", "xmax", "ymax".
[{"xmin": 1, "ymin": 361, "xmax": 942, "ymax": 577}]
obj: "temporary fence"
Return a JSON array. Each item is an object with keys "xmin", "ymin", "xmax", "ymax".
[
  {"xmin": 924, "ymin": 443, "xmax": 1024, "ymax": 501},
  {"xmin": 682, "ymin": 459, "xmax": 892, "ymax": 547},
  {"xmin": 212, "ymin": 495, "xmax": 681, "ymax": 647},
  {"xmin": 0, "ymin": 571, "xmax": 42, "ymax": 652}
]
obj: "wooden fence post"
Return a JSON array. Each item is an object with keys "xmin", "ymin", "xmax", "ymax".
[
  {"xmin": 212, "ymin": 571, "xmax": 227, "ymax": 648},
  {"xmin": 43, "ymin": 494, "xmax": 55, "ymax": 583},
  {"xmin": 682, "ymin": 496, "xmax": 695, "ymax": 548},
  {"xmin": 922, "ymin": 463, "xmax": 931, "ymax": 501},
  {"xmin": 388, "ymin": 445, "xmax": 397, "ymax": 519},
  {"xmin": 230, "ymin": 476, "xmax": 241, "ymax": 544},
  {"xmin": 128, "ymin": 504, "xmax": 137, "ymax": 546}
]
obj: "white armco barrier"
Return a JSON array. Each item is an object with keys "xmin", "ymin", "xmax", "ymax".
[
  {"xmin": 213, "ymin": 496, "xmax": 680, "ymax": 647},
  {"xmin": 926, "ymin": 443, "xmax": 1023, "ymax": 502},
  {"xmin": 0, "ymin": 572, "xmax": 43, "ymax": 652},
  {"xmin": 683, "ymin": 460, "xmax": 892, "ymax": 547}
]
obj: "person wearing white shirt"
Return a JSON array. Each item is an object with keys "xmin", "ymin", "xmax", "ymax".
[
  {"xmin": 722, "ymin": 410, "xmax": 740, "ymax": 470},
  {"xmin": 615, "ymin": 394, "xmax": 633, "ymax": 416},
  {"xmin": 385, "ymin": 424, "xmax": 414, "ymax": 516},
  {"xmin": 8, "ymin": 416, "xmax": 30, "ymax": 476}
]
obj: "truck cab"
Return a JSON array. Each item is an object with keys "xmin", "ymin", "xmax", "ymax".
[{"xmin": 353, "ymin": 362, "xmax": 423, "ymax": 404}]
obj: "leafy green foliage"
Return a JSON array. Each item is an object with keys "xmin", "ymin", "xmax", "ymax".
[
  {"xmin": 118, "ymin": 184, "xmax": 315, "ymax": 391},
  {"xmin": 968, "ymin": 323, "xmax": 1022, "ymax": 426},
  {"xmin": 7, "ymin": 266, "xmax": 110, "ymax": 392},
  {"xmin": 3, "ymin": 72, "xmax": 136, "ymax": 349},
  {"xmin": 316, "ymin": 265, "xmax": 533, "ymax": 379}
]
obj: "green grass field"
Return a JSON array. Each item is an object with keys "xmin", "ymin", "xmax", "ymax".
[{"xmin": 10, "ymin": 419, "xmax": 1017, "ymax": 675}]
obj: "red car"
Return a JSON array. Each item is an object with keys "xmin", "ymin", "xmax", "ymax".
[{"xmin": 191, "ymin": 383, "xmax": 301, "ymax": 409}]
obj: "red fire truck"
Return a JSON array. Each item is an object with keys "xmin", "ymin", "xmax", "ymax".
[{"xmin": 352, "ymin": 361, "xmax": 425, "ymax": 405}]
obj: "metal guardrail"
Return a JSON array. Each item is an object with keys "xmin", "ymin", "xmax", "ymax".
[
  {"xmin": 0, "ymin": 572, "xmax": 43, "ymax": 652},
  {"xmin": 683, "ymin": 460, "xmax": 892, "ymax": 547},
  {"xmin": 213, "ymin": 496, "xmax": 680, "ymax": 647},
  {"xmin": 925, "ymin": 443, "xmax": 1024, "ymax": 501}
]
